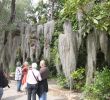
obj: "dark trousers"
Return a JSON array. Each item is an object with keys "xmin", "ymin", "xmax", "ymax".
[{"xmin": 27, "ymin": 84, "xmax": 37, "ymax": 100}]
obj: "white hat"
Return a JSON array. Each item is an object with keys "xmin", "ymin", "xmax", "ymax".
[{"xmin": 32, "ymin": 63, "xmax": 37, "ymax": 69}]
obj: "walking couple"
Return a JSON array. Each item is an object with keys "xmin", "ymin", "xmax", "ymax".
[{"xmin": 15, "ymin": 60, "xmax": 49, "ymax": 100}]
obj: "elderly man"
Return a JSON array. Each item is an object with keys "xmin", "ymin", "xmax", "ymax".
[
  {"xmin": 26, "ymin": 63, "xmax": 42, "ymax": 100},
  {"xmin": 38, "ymin": 60, "xmax": 49, "ymax": 100}
]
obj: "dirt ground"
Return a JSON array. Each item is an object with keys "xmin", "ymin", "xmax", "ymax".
[{"xmin": 2, "ymin": 79, "xmax": 82, "ymax": 100}]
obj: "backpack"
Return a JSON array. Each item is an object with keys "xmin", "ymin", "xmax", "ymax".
[{"xmin": 2, "ymin": 73, "xmax": 9, "ymax": 88}]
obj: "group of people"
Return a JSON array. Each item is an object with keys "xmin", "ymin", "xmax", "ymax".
[
  {"xmin": 15, "ymin": 59, "xmax": 49, "ymax": 100},
  {"xmin": 15, "ymin": 61, "xmax": 28, "ymax": 92},
  {"xmin": 0, "ymin": 60, "xmax": 48, "ymax": 100}
]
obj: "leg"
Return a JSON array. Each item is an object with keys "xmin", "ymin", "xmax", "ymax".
[
  {"xmin": 27, "ymin": 84, "xmax": 32, "ymax": 100},
  {"xmin": 19, "ymin": 80, "xmax": 22, "ymax": 91},
  {"xmin": 17, "ymin": 80, "xmax": 22, "ymax": 91},
  {"xmin": 17, "ymin": 80, "xmax": 19, "ymax": 91},
  {"xmin": 32, "ymin": 84, "xmax": 37, "ymax": 100},
  {"xmin": 39, "ymin": 92, "xmax": 47, "ymax": 100}
]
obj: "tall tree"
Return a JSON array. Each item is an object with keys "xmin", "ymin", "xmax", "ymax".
[{"xmin": 9, "ymin": 0, "xmax": 16, "ymax": 23}]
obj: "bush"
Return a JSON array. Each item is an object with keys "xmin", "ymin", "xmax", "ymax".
[
  {"xmin": 57, "ymin": 74, "xmax": 68, "ymax": 88},
  {"xmin": 84, "ymin": 67, "xmax": 110, "ymax": 100},
  {"xmin": 9, "ymin": 67, "xmax": 16, "ymax": 73},
  {"xmin": 71, "ymin": 68, "xmax": 85, "ymax": 91}
]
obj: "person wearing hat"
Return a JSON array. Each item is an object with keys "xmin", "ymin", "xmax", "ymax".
[
  {"xmin": 15, "ymin": 62, "xmax": 22, "ymax": 92},
  {"xmin": 26, "ymin": 63, "xmax": 42, "ymax": 100}
]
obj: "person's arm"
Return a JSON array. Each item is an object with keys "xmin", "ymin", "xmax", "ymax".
[
  {"xmin": 26, "ymin": 71, "xmax": 29, "ymax": 83},
  {"xmin": 38, "ymin": 71, "xmax": 42, "ymax": 81},
  {"xmin": 40, "ymin": 68, "xmax": 45, "ymax": 75},
  {"xmin": 15, "ymin": 68, "xmax": 18, "ymax": 80},
  {"xmin": 40, "ymin": 68, "xmax": 49, "ymax": 80},
  {"xmin": 22, "ymin": 67, "xmax": 25, "ymax": 71},
  {"xmin": 20, "ymin": 67, "xmax": 22, "ymax": 75}
]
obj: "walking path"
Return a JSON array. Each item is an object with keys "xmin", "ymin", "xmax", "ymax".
[{"xmin": 2, "ymin": 80, "xmax": 82, "ymax": 100}]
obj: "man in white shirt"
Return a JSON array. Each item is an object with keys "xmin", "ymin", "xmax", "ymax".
[{"xmin": 26, "ymin": 63, "xmax": 42, "ymax": 100}]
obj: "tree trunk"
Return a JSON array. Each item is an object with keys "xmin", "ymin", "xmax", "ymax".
[
  {"xmin": 58, "ymin": 20, "xmax": 77, "ymax": 88},
  {"xmin": 0, "ymin": 0, "xmax": 4, "ymax": 14},
  {"xmin": 44, "ymin": 20, "xmax": 55, "ymax": 62},
  {"xmin": 9, "ymin": 0, "xmax": 16, "ymax": 23},
  {"xmin": 86, "ymin": 33, "xmax": 97, "ymax": 84}
]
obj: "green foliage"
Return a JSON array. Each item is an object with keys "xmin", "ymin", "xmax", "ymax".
[
  {"xmin": 49, "ymin": 30, "xmax": 61, "ymax": 76},
  {"xmin": 59, "ymin": 0, "xmax": 90, "ymax": 31},
  {"xmin": 71, "ymin": 68, "xmax": 85, "ymax": 80},
  {"xmin": 60, "ymin": 0, "xmax": 110, "ymax": 35},
  {"xmin": 57, "ymin": 74, "xmax": 68, "ymax": 88},
  {"xmin": 16, "ymin": 0, "xmax": 32, "ymax": 22},
  {"xmin": 84, "ymin": 67, "xmax": 110, "ymax": 100},
  {"xmin": 39, "ymin": 15, "xmax": 47, "ymax": 24},
  {"xmin": 29, "ymin": 1, "xmax": 48, "ymax": 24},
  {"xmin": 62, "ymin": 0, "xmax": 90, "ymax": 17},
  {"xmin": 0, "ymin": 0, "xmax": 32, "ymax": 31},
  {"xmin": 0, "ymin": 0, "xmax": 11, "ymax": 30},
  {"xmin": 16, "ymin": 47, "xmax": 22, "ymax": 61},
  {"xmin": 83, "ymin": 1, "xmax": 110, "ymax": 34},
  {"xmin": 71, "ymin": 68, "xmax": 85, "ymax": 90},
  {"xmin": 9, "ymin": 66, "xmax": 16, "ymax": 73},
  {"xmin": 77, "ymin": 38, "xmax": 87, "ymax": 67}
]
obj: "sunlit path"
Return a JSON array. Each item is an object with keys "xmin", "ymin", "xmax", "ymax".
[{"xmin": 2, "ymin": 80, "xmax": 67, "ymax": 100}]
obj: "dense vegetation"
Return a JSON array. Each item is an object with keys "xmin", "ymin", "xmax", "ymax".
[
  {"xmin": 0, "ymin": 0, "xmax": 32, "ymax": 30},
  {"xmin": 0, "ymin": 0, "xmax": 110, "ymax": 99}
]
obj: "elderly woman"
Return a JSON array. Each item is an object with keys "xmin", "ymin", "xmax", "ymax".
[
  {"xmin": 22, "ymin": 62, "xmax": 28, "ymax": 85},
  {"xmin": 15, "ymin": 62, "xmax": 22, "ymax": 92},
  {"xmin": 22, "ymin": 61, "xmax": 28, "ymax": 91},
  {"xmin": 26, "ymin": 63, "xmax": 42, "ymax": 100}
]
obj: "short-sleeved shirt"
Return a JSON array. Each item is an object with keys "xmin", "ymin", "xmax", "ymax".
[
  {"xmin": 26, "ymin": 69, "xmax": 42, "ymax": 84},
  {"xmin": 15, "ymin": 67, "xmax": 22, "ymax": 81}
]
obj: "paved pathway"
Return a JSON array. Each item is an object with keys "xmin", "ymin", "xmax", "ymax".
[{"xmin": 2, "ymin": 80, "xmax": 67, "ymax": 100}]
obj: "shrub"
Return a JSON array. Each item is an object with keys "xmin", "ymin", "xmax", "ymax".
[
  {"xmin": 84, "ymin": 67, "xmax": 110, "ymax": 100},
  {"xmin": 57, "ymin": 74, "xmax": 68, "ymax": 88},
  {"xmin": 71, "ymin": 67, "xmax": 85, "ymax": 91},
  {"xmin": 9, "ymin": 67, "xmax": 16, "ymax": 73}
]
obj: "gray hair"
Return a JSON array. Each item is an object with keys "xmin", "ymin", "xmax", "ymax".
[
  {"xmin": 16, "ymin": 62, "xmax": 21, "ymax": 67},
  {"xmin": 23, "ymin": 61, "xmax": 28, "ymax": 65},
  {"xmin": 32, "ymin": 63, "xmax": 37, "ymax": 69}
]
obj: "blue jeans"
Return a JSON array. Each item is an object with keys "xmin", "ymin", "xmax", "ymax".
[
  {"xmin": 39, "ymin": 92, "xmax": 47, "ymax": 100},
  {"xmin": 27, "ymin": 83, "xmax": 37, "ymax": 100},
  {"xmin": 17, "ymin": 80, "xmax": 22, "ymax": 91},
  {"xmin": 0, "ymin": 88, "xmax": 3, "ymax": 100}
]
